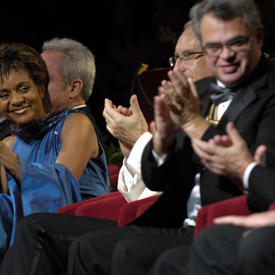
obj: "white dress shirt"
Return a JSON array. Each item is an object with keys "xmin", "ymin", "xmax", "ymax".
[
  {"xmin": 183, "ymin": 97, "xmax": 232, "ymax": 227},
  {"xmin": 117, "ymin": 132, "xmax": 161, "ymax": 202}
]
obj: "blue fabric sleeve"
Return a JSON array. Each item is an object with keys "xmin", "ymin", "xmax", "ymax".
[
  {"xmin": 0, "ymin": 156, "xmax": 82, "ymax": 254},
  {"xmin": 18, "ymin": 156, "xmax": 82, "ymax": 216}
]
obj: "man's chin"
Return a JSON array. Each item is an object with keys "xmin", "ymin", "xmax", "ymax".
[{"xmin": 217, "ymin": 72, "xmax": 244, "ymax": 87}]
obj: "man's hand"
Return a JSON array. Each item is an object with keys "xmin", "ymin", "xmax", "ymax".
[
  {"xmin": 192, "ymin": 122, "xmax": 256, "ymax": 180},
  {"xmin": 152, "ymin": 94, "xmax": 179, "ymax": 156},
  {"xmin": 158, "ymin": 70, "xmax": 209, "ymax": 139},
  {"xmin": 103, "ymin": 94, "xmax": 148, "ymax": 157},
  {"xmin": 214, "ymin": 210, "xmax": 275, "ymax": 229}
]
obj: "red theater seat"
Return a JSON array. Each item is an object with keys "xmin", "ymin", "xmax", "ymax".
[{"xmin": 194, "ymin": 195, "xmax": 250, "ymax": 238}]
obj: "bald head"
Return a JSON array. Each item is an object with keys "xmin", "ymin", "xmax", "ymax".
[{"xmin": 173, "ymin": 26, "xmax": 212, "ymax": 82}]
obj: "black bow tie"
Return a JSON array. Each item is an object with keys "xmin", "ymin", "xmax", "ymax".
[{"xmin": 210, "ymin": 83, "xmax": 235, "ymax": 105}]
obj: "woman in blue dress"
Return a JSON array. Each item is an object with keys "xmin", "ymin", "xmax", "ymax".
[{"xmin": 0, "ymin": 43, "xmax": 109, "ymax": 260}]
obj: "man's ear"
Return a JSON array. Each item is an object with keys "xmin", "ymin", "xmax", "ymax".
[{"xmin": 69, "ymin": 79, "xmax": 83, "ymax": 98}]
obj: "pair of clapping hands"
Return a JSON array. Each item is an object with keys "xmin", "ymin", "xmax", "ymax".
[{"xmin": 103, "ymin": 71, "xmax": 208, "ymax": 158}]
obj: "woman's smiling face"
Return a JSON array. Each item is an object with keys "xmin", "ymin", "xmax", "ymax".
[{"xmin": 0, "ymin": 68, "xmax": 46, "ymax": 124}]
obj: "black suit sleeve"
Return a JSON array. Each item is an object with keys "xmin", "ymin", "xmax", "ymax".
[
  {"xmin": 248, "ymin": 165, "xmax": 275, "ymax": 212},
  {"xmin": 141, "ymin": 131, "xmax": 198, "ymax": 192}
]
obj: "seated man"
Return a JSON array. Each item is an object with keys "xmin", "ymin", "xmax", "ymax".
[
  {"xmin": 150, "ymin": 121, "xmax": 269, "ymax": 275},
  {"xmin": 188, "ymin": 209, "xmax": 275, "ymax": 275},
  {"xmin": 186, "ymin": 122, "xmax": 275, "ymax": 275},
  {"xmin": 41, "ymin": 37, "xmax": 109, "ymax": 198},
  {"xmin": 103, "ymin": 94, "xmax": 160, "ymax": 201},
  {"xmin": 102, "ymin": 20, "xmax": 212, "ymax": 201}
]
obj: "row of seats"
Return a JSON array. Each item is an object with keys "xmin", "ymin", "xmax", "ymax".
[{"xmin": 58, "ymin": 183, "xmax": 262, "ymax": 237}]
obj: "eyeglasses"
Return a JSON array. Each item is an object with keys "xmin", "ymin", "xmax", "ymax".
[
  {"xmin": 169, "ymin": 51, "xmax": 204, "ymax": 67},
  {"xmin": 203, "ymin": 36, "xmax": 250, "ymax": 57}
]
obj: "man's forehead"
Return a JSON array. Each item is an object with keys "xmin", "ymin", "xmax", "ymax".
[
  {"xmin": 200, "ymin": 14, "xmax": 249, "ymax": 43},
  {"xmin": 175, "ymin": 33, "xmax": 202, "ymax": 54}
]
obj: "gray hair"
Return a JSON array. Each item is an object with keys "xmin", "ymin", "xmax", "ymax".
[
  {"xmin": 42, "ymin": 38, "xmax": 96, "ymax": 102},
  {"xmin": 189, "ymin": 0, "xmax": 262, "ymax": 42},
  {"xmin": 184, "ymin": 20, "xmax": 192, "ymax": 31}
]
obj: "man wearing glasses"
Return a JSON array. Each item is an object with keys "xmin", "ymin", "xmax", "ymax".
[
  {"xmin": 102, "ymin": 21, "xmax": 212, "ymax": 203},
  {"xmin": 168, "ymin": 21, "xmax": 212, "ymax": 83},
  {"xmin": 142, "ymin": 0, "xmax": 275, "ymax": 274},
  {"xmin": 2, "ymin": 1, "xmax": 275, "ymax": 275}
]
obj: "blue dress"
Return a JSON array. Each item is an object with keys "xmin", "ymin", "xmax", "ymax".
[{"xmin": 0, "ymin": 109, "xmax": 109, "ymax": 260}]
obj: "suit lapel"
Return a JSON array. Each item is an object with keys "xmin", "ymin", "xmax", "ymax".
[
  {"xmin": 218, "ymin": 86, "xmax": 257, "ymax": 129},
  {"xmin": 201, "ymin": 97, "xmax": 212, "ymax": 118},
  {"xmin": 218, "ymin": 65, "xmax": 269, "ymax": 129},
  {"xmin": 196, "ymin": 58, "xmax": 269, "ymax": 127}
]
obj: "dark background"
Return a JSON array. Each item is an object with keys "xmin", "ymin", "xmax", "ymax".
[{"xmin": 1, "ymin": 0, "xmax": 275, "ymax": 139}]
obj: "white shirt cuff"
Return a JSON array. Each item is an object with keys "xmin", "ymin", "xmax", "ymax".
[
  {"xmin": 126, "ymin": 132, "xmax": 152, "ymax": 174},
  {"xmin": 117, "ymin": 132, "xmax": 153, "ymax": 201},
  {"xmin": 243, "ymin": 162, "xmax": 258, "ymax": 189}
]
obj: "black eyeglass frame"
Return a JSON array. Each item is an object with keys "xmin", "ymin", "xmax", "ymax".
[{"xmin": 202, "ymin": 36, "xmax": 250, "ymax": 57}]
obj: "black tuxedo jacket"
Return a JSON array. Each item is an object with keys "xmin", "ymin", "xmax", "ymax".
[
  {"xmin": 247, "ymin": 165, "xmax": 275, "ymax": 212},
  {"xmin": 131, "ymin": 57, "xmax": 275, "ymax": 228}
]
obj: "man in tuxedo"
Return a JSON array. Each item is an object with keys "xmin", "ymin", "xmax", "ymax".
[
  {"xmin": 177, "ymin": 122, "xmax": 275, "ymax": 275},
  {"xmin": 150, "ymin": 122, "xmax": 273, "ymax": 275},
  {"xmin": 102, "ymin": 21, "xmax": 212, "ymax": 202},
  {"xmin": 2, "ymin": 0, "xmax": 275, "ymax": 274}
]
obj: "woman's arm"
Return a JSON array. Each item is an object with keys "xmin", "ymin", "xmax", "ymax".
[
  {"xmin": 56, "ymin": 113, "xmax": 98, "ymax": 180},
  {"xmin": 0, "ymin": 113, "xmax": 98, "ymax": 189},
  {"xmin": 0, "ymin": 136, "xmax": 20, "ymax": 183}
]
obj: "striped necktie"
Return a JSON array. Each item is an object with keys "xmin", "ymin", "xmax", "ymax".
[{"xmin": 208, "ymin": 83, "xmax": 236, "ymax": 125}]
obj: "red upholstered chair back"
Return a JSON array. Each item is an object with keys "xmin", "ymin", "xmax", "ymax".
[
  {"xmin": 132, "ymin": 67, "xmax": 171, "ymax": 123},
  {"xmin": 58, "ymin": 191, "xmax": 161, "ymax": 226},
  {"xmin": 194, "ymin": 195, "xmax": 250, "ymax": 238},
  {"xmin": 108, "ymin": 164, "xmax": 120, "ymax": 192}
]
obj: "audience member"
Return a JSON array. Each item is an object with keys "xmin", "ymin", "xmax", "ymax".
[
  {"xmin": 0, "ymin": 37, "xmax": 107, "ymax": 143},
  {"xmin": 185, "ymin": 122, "xmax": 275, "ymax": 275},
  {"xmin": 102, "ymin": 21, "xmax": 212, "ymax": 201},
  {"xmin": 150, "ymin": 122, "xmax": 268, "ymax": 275},
  {"xmin": 190, "ymin": 210, "xmax": 275, "ymax": 275},
  {"xmin": 103, "ymin": 94, "xmax": 159, "ymax": 201},
  {"xmin": 41, "ymin": 37, "xmax": 109, "ymax": 197},
  {"xmin": 0, "ymin": 42, "xmax": 108, "ymax": 261},
  {"xmin": 2, "ymin": 0, "xmax": 275, "ymax": 274}
]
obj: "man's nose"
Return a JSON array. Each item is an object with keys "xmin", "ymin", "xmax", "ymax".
[
  {"xmin": 173, "ymin": 59, "xmax": 187, "ymax": 73},
  {"xmin": 219, "ymin": 45, "xmax": 236, "ymax": 59}
]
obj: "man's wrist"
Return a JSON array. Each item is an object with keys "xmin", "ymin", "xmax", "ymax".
[
  {"xmin": 152, "ymin": 133, "xmax": 174, "ymax": 157},
  {"xmin": 243, "ymin": 162, "xmax": 258, "ymax": 189},
  {"xmin": 182, "ymin": 116, "xmax": 210, "ymax": 139}
]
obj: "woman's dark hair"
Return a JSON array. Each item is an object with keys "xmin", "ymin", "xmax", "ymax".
[{"xmin": 0, "ymin": 43, "xmax": 51, "ymax": 112}]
